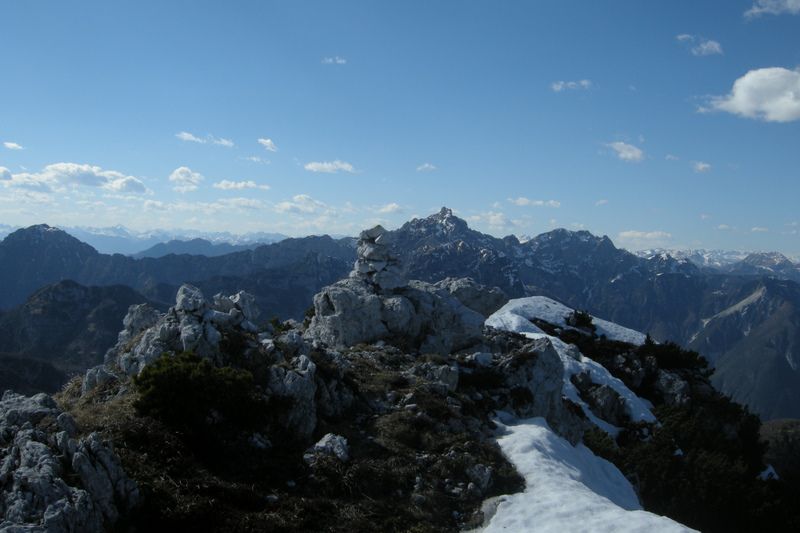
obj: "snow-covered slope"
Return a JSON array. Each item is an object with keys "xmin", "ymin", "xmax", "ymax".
[
  {"xmin": 481, "ymin": 297, "xmax": 693, "ymax": 532},
  {"xmin": 487, "ymin": 296, "xmax": 647, "ymax": 345},
  {"xmin": 481, "ymin": 417, "xmax": 694, "ymax": 533}
]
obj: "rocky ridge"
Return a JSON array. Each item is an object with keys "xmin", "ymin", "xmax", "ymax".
[{"xmin": 0, "ymin": 391, "xmax": 138, "ymax": 532}]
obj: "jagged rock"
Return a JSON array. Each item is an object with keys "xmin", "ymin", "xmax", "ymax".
[
  {"xmin": 175, "ymin": 284, "xmax": 207, "ymax": 314},
  {"xmin": 496, "ymin": 338, "xmax": 586, "ymax": 444},
  {"xmin": 304, "ymin": 433, "xmax": 349, "ymax": 465},
  {"xmin": 0, "ymin": 392, "xmax": 137, "ymax": 532},
  {"xmin": 88, "ymin": 285, "xmax": 266, "ymax": 387},
  {"xmin": 433, "ymin": 277, "xmax": 509, "ymax": 318},
  {"xmin": 572, "ymin": 372, "xmax": 629, "ymax": 426},
  {"xmin": 81, "ymin": 366, "xmax": 116, "ymax": 395},
  {"xmin": 266, "ymin": 355, "xmax": 318, "ymax": 440},
  {"xmin": 71, "ymin": 433, "xmax": 140, "ymax": 524},
  {"xmin": 655, "ymin": 370, "xmax": 691, "ymax": 406}
]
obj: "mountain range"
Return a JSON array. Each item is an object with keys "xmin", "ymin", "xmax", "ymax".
[{"xmin": 1, "ymin": 208, "xmax": 799, "ymax": 420}]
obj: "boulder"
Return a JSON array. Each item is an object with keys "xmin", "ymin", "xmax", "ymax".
[{"xmin": 433, "ymin": 277, "xmax": 509, "ymax": 317}]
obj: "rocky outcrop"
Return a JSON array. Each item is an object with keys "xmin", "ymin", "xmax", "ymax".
[
  {"xmin": 433, "ymin": 277, "xmax": 508, "ymax": 318},
  {"xmin": 305, "ymin": 226, "xmax": 484, "ymax": 354},
  {"xmin": 92, "ymin": 284, "xmax": 265, "ymax": 380},
  {"xmin": 0, "ymin": 391, "xmax": 138, "ymax": 532}
]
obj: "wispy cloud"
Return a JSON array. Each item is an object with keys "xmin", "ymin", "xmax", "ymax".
[
  {"xmin": 665, "ymin": 154, "xmax": 680, "ymax": 161},
  {"xmin": 322, "ymin": 56, "xmax": 347, "ymax": 65},
  {"xmin": 275, "ymin": 194, "xmax": 328, "ymax": 214},
  {"xmin": 607, "ymin": 141, "xmax": 644, "ymax": 162},
  {"xmin": 212, "ymin": 180, "xmax": 270, "ymax": 190},
  {"xmin": 618, "ymin": 230, "xmax": 672, "ymax": 248},
  {"xmin": 176, "ymin": 131, "xmax": 204, "ymax": 143},
  {"xmin": 703, "ymin": 67, "xmax": 800, "ymax": 122},
  {"xmin": 693, "ymin": 161, "xmax": 712, "ymax": 173},
  {"xmin": 257, "ymin": 138, "xmax": 278, "ymax": 152},
  {"xmin": 3, "ymin": 141, "xmax": 24, "ymax": 150},
  {"xmin": 377, "ymin": 202, "xmax": 402, "ymax": 214},
  {"xmin": 676, "ymin": 34, "xmax": 723, "ymax": 56},
  {"xmin": 416, "ymin": 163, "xmax": 437, "ymax": 172},
  {"xmin": 595, "ymin": 199, "xmax": 609, "ymax": 206},
  {"xmin": 176, "ymin": 131, "xmax": 234, "ymax": 147},
  {"xmin": 304, "ymin": 160, "xmax": 355, "ymax": 173},
  {"xmin": 508, "ymin": 197, "xmax": 561, "ymax": 208},
  {"xmin": 551, "ymin": 79, "xmax": 592, "ymax": 92},
  {"xmin": 746, "ymin": 0, "xmax": 800, "ymax": 17},
  {"xmin": 242, "ymin": 156, "xmax": 268, "ymax": 164},
  {"xmin": 751, "ymin": 226, "xmax": 769, "ymax": 233},
  {"xmin": 717, "ymin": 224, "xmax": 732, "ymax": 231},
  {"xmin": 169, "ymin": 166, "xmax": 204, "ymax": 193}
]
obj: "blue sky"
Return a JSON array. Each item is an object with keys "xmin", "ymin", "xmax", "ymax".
[{"xmin": 1, "ymin": 0, "xmax": 799, "ymax": 255}]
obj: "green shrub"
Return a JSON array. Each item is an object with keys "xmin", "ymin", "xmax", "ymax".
[{"xmin": 133, "ymin": 352, "xmax": 267, "ymax": 448}]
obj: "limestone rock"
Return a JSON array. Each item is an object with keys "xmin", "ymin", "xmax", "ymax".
[
  {"xmin": 433, "ymin": 277, "xmax": 509, "ymax": 318},
  {"xmin": 0, "ymin": 392, "xmax": 137, "ymax": 532},
  {"xmin": 655, "ymin": 370, "xmax": 691, "ymax": 406},
  {"xmin": 87, "ymin": 285, "xmax": 267, "ymax": 389},
  {"xmin": 304, "ymin": 433, "xmax": 349, "ymax": 465}
]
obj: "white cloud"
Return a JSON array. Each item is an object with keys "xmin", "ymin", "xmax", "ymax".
[
  {"xmin": 212, "ymin": 137, "xmax": 234, "ymax": 147},
  {"xmin": 692, "ymin": 40, "xmax": 723, "ymax": 56},
  {"xmin": 508, "ymin": 197, "xmax": 561, "ymax": 208},
  {"xmin": 675, "ymin": 34, "xmax": 723, "ymax": 56},
  {"xmin": 242, "ymin": 156, "xmax": 268, "ymax": 164},
  {"xmin": 700, "ymin": 213, "xmax": 712, "ymax": 220},
  {"xmin": 176, "ymin": 131, "xmax": 234, "ymax": 147},
  {"xmin": 693, "ymin": 161, "xmax": 712, "ymax": 173},
  {"xmin": 746, "ymin": 0, "xmax": 800, "ymax": 17},
  {"xmin": 176, "ymin": 131, "xmax": 205, "ymax": 143},
  {"xmin": 2, "ymin": 162, "xmax": 148, "ymax": 194},
  {"xmin": 275, "ymin": 194, "xmax": 328, "ymax": 214},
  {"xmin": 595, "ymin": 199, "xmax": 608, "ymax": 206},
  {"xmin": 257, "ymin": 138, "xmax": 278, "ymax": 152},
  {"xmin": 618, "ymin": 230, "xmax": 672, "ymax": 247},
  {"xmin": 304, "ymin": 160, "xmax": 355, "ymax": 173},
  {"xmin": 751, "ymin": 226, "xmax": 769, "ymax": 232},
  {"xmin": 705, "ymin": 67, "xmax": 800, "ymax": 122},
  {"xmin": 169, "ymin": 166, "xmax": 204, "ymax": 193},
  {"xmin": 212, "ymin": 180, "xmax": 270, "ymax": 190},
  {"xmin": 607, "ymin": 141, "xmax": 644, "ymax": 162},
  {"xmin": 665, "ymin": 154, "xmax": 680, "ymax": 161},
  {"xmin": 717, "ymin": 224, "xmax": 732, "ymax": 231},
  {"xmin": 377, "ymin": 202, "xmax": 402, "ymax": 214},
  {"xmin": 322, "ymin": 56, "xmax": 347, "ymax": 65},
  {"xmin": 416, "ymin": 163, "xmax": 437, "ymax": 172},
  {"xmin": 551, "ymin": 79, "xmax": 592, "ymax": 92},
  {"xmin": 3, "ymin": 141, "xmax": 23, "ymax": 150}
]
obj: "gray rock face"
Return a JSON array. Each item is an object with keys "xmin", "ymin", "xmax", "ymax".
[
  {"xmin": 0, "ymin": 391, "xmax": 138, "ymax": 532},
  {"xmin": 497, "ymin": 338, "xmax": 586, "ymax": 444},
  {"xmin": 88, "ymin": 284, "xmax": 265, "ymax": 386},
  {"xmin": 433, "ymin": 277, "xmax": 509, "ymax": 318},
  {"xmin": 306, "ymin": 227, "xmax": 484, "ymax": 354},
  {"xmin": 266, "ymin": 355, "xmax": 318, "ymax": 441},
  {"xmin": 572, "ymin": 372, "xmax": 629, "ymax": 426},
  {"xmin": 304, "ymin": 433, "xmax": 349, "ymax": 465},
  {"xmin": 655, "ymin": 370, "xmax": 691, "ymax": 406}
]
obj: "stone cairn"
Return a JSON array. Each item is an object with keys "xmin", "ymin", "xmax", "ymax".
[{"xmin": 351, "ymin": 225, "xmax": 407, "ymax": 292}]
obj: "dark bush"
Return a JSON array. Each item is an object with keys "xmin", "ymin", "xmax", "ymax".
[{"xmin": 133, "ymin": 352, "xmax": 267, "ymax": 449}]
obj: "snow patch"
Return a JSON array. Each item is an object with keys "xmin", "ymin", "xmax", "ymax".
[{"xmin": 478, "ymin": 417, "xmax": 695, "ymax": 533}]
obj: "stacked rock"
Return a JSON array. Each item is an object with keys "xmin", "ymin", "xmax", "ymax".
[{"xmin": 351, "ymin": 225, "xmax": 407, "ymax": 292}]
